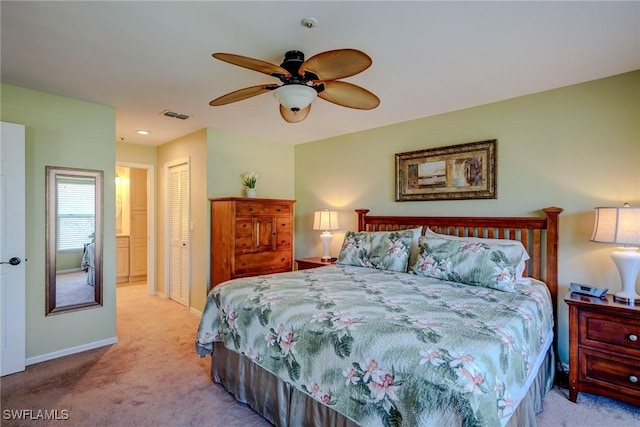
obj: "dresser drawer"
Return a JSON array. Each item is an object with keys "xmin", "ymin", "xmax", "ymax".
[
  {"xmin": 274, "ymin": 232, "xmax": 292, "ymax": 250},
  {"xmin": 235, "ymin": 235, "xmax": 254, "ymax": 254},
  {"xmin": 275, "ymin": 217, "xmax": 292, "ymax": 233},
  {"xmin": 234, "ymin": 251, "xmax": 291, "ymax": 276},
  {"xmin": 580, "ymin": 310, "xmax": 640, "ymax": 358},
  {"xmin": 579, "ymin": 348, "xmax": 640, "ymax": 401},
  {"xmin": 236, "ymin": 202, "xmax": 292, "ymax": 216},
  {"xmin": 235, "ymin": 218, "xmax": 253, "ymax": 236}
]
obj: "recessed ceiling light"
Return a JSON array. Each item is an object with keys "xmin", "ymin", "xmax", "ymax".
[{"xmin": 136, "ymin": 130, "xmax": 150, "ymax": 135}]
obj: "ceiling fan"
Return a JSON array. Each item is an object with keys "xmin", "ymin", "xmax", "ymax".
[{"xmin": 209, "ymin": 49, "xmax": 380, "ymax": 123}]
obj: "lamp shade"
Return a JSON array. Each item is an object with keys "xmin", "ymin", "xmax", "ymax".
[
  {"xmin": 313, "ymin": 210, "xmax": 339, "ymax": 231},
  {"xmin": 273, "ymin": 85, "xmax": 317, "ymax": 111},
  {"xmin": 591, "ymin": 205, "xmax": 640, "ymax": 246}
]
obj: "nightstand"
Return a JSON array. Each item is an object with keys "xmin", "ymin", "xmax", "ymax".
[
  {"xmin": 565, "ymin": 292, "xmax": 640, "ymax": 406},
  {"xmin": 295, "ymin": 257, "xmax": 334, "ymax": 270}
]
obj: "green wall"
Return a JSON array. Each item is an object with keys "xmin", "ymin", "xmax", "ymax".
[
  {"xmin": 1, "ymin": 84, "xmax": 117, "ymax": 360},
  {"xmin": 116, "ymin": 141, "xmax": 157, "ymax": 166},
  {"xmin": 206, "ymin": 127, "xmax": 295, "ymax": 200},
  {"xmin": 294, "ymin": 70, "xmax": 640, "ymax": 365}
]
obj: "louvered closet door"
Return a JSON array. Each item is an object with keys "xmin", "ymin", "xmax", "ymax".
[{"xmin": 168, "ymin": 162, "xmax": 190, "ymax": 306}]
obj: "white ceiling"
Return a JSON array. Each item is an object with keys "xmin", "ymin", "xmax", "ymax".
[{"xmin": 2, "ymin": 1, "xmax": 639, "ymax": 146}]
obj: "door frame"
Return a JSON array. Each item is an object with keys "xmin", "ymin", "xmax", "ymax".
[{"xmin": 115, "ymin": 161, "xmax": 155, "ymax": 296}]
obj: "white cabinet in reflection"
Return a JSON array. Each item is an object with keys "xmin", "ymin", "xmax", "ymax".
[{"xmin": 116, "ymin": 235, "xmax": 129, "ymax": 283}]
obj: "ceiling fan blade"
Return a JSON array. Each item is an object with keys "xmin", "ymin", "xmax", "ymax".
[
  {"xmin": 212, "ymin": 53, "xmax": 291, "ymax": 78},
  {"xmin": 317, "ymin": 81, "xmax": 380, "ymax": 110},
  {"xmin": 299, "ymin": 49, "xmax": 372, "ymax": 81},
  {"xmin": 280, "ymin": 104, "xmax": 310, "ymax": 123},
  {"xmin": 209, "ymin": 84, "xmax": 278, "ymax": 106}
]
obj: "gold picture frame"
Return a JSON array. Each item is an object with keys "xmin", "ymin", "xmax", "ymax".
[{"xmin": 395, "ymin": 139, "xmax": 497, "ymax": 201}]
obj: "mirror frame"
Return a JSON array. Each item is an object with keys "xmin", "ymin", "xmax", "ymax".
[{"xmin": 46, "ymin": 166, "xmax": 103, "ymax": 315}]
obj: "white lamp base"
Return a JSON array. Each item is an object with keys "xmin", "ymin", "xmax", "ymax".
[
  {"xmin": 611, "ymin": 247, "xmax": 640, "ymax": 305},
  {"xmin": 320, "ymin": 231, "xmax": 333, "ymax": 261}
]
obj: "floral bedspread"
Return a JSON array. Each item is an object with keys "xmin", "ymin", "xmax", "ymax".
[{"xmin": 196, "ymin": 265, "xmax": 553, "ymax": 427}]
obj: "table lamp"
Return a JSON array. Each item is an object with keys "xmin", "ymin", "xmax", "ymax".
[
  {"xmin": 313, "ymin": 210, "xmax": 340, "ymax": 261},
  {"xmin": 591, "ymin": 203, "xmax": 640, "ymax": 304}
]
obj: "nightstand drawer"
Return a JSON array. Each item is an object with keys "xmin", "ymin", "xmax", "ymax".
[
  {"xmin": 580, "ymin": 348, "xmax": 640, "ymax": 404},
  {"xmin": 580, "ymin": 310, "xmax": 640, "ymax": 358}
]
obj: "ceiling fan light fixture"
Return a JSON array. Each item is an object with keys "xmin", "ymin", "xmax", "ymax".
[{"xmin": 273, "ymin": 85, "xmax": 317, "ymax": 112}]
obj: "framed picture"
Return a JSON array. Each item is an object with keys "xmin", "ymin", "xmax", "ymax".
[{"xmin": 395, "ymin": 139, "xmax": 497, "ymax": 201}]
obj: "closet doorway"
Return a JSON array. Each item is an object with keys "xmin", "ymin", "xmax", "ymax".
[{"xmin": 115, "ymin": 162, "xmax": 155, "ymax": 295}]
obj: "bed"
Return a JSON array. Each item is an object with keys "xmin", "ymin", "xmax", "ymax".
[
  {"xmin": 81, "ymin": 242, "xmax": 95, "ymax": 286},
  {"xmin": 196, "ymin": 207, "xmax": 562, "ymax": 427}
]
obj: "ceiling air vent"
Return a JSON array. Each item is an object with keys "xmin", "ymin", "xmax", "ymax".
[{"xmin": 161, "ymin": 110, "xmax": 190, "ymax": 120}]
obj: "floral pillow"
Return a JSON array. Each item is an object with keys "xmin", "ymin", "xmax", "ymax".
[
  {"xmin": 408, "ymin": 236, "xmax": 529, "ymax": 292},
  {"xmin": 336, "ymin": 230, "xmax": 415, "ymax": 272},
  {"xmin": 424, "ymin": 229, "xmax": 531, "ymax": 285}
]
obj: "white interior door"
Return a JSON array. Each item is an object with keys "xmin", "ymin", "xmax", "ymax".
[
  {"xmin": 0, "ymin": 122, "xmax": 26, "ymax": 376},
  {"xmin": 168, "ymin": 162, "xmax": 190, "ymax": 306}
]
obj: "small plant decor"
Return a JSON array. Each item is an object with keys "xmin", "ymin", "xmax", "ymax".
[{"xmin": 242, "ymin": 172, "xmax": 258, "ymax": 189}]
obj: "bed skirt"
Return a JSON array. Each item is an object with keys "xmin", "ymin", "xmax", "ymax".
[{"xmin": 211, "ymin": 342, "xmax": 555, "ymax": 427}]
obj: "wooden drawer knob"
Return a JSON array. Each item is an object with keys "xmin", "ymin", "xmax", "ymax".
[
  {"xmin": 630, "ymin": 375, "xmax": 638, "ymax": 383},
  {"xmin": 629, "ymin": 334, "xmax": 638, "ymax": 342}
]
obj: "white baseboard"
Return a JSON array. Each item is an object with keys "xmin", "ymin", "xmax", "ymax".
[
  {"xmin": 26, "ymin": 336, "xmax": 118, "ymax": 366},
  {"xmin": 189, "ymin": 307, "xmax": 202, "ymax": 317}
]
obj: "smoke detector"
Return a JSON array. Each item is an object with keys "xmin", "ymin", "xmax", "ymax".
[{"xmin": 301, "ymin": 18, "xmax": 318, "ymax": 29}]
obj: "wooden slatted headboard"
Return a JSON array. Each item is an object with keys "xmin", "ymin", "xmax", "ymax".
[{"xmin": 356, "ymin": 207, "xmax": 563, "ymax": 311}]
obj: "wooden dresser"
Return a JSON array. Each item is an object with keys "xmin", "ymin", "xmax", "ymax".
[
  {"xmin": 210, "ymin": 197, "xmax": 295, "ymax": 287},
  {"xmin": 565, "ymin": 292, "xmax": 640, "ymax": 406}
]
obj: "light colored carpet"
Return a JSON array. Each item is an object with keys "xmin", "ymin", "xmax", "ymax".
[
  {"xmin": 55, "ymin": 271, "xmax": 95, "ymax": 306},
  {"xmin": 1, "ymin": 283, "xmax": 638, "ymax": 426}
]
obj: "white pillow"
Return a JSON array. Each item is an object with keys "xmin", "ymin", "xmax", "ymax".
[{"xmin": 424, "ymin": 228, "xmax": 531, "ymax": 285}]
